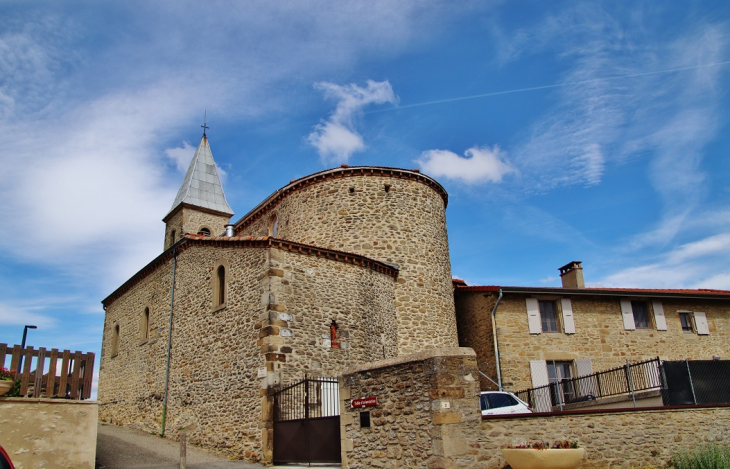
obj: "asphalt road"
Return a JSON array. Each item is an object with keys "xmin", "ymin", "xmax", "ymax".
[{"xmin": 95, "ymin": 423, "xmax": 266, "ymax": 469}]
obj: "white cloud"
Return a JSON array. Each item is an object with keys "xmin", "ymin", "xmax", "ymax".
[
  {"xmin": 600, "ymin": 233, "xmax": 730, "ymax": 289},
  {"xmin": 502, "ymin": 9, "xmax": 724, "ymax": 206},
  {"xmin": 308, "ymin": 80, "xmax": 397, "ymax": 163},
  {"xmin": 0, "ymin": 302, "xmax": 57, "ymax": 328},
  {"xmin": 416, "ymin": 146, "xmax": 515, "ymax": 184},
  {"xmin": 165, "ymin": 141, "xmax": 196, "ymax": 172}
]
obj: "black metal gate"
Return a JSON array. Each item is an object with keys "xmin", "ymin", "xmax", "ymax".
[{"xmin": 273, "ymin": 376, "xmax": 341, "ymax": 465}]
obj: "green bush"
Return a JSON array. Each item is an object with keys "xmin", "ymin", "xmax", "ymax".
[{"xmin": 669, "ymin": 443, "xmax": 730, "ymax": 469}]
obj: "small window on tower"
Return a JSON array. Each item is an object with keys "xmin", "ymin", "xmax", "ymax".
[
  {"xmin": 141, "ymin": 307, "xmax": 150, "ymax": 341},
  {"xmin": 198, "ymin": 227, "xmax": 211, "ymax": 237},
  {"xmin": 330, "ymin": 320, "xmax": 340, "ymax": 349},
  {"xmin": 112, "ymin": 324, "xmax": 120, "ymax": 357},
  {"xmin": 170, "ymin": 230, "xmax": 176, "ymax": 244},
  {"xmin": 268, "ymin": 215, "xmax": 278, "ymax": 237},
  {"xmin": 215, "ymin": 265, "xmax": 226, "ymax": 307}
]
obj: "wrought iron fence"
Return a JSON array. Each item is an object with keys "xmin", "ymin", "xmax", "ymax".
[
  {"xmin": 515, "ymin": 357, "xmax": 662, "ymax": 413},
  {"xmin": 513, "ymin": 358, "xmax": 730, "ymax": 414},
  {"xmin": 274, "ymin": 376, "xmax": 340, "ymax": 422}
]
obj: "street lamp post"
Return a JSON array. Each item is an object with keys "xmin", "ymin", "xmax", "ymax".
[{"xmin": 16, "ymin": 325, "xmax": 37, "ymax": 374}]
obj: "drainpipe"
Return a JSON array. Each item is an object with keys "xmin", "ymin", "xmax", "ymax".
[
  {"xmin": 490, "ymin": 288, "xmax": 504, "ymax": 391},
  {"xmin": 160, "ymin": 246, "xmax": 178, "ymax": 437}
]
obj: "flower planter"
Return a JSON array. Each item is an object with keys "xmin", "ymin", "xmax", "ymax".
[
  {"xmin": 0, "ymin": 381, "xmax": 13, "ymax": 397},
  {"xmin": 502, "ymin": 448, "xmax": 585, "ymax": 469}
]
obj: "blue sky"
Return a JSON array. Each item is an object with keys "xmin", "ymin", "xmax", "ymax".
[{"xmin": 1, "ymin": 1, "xmax": 729, "ymax": 394}]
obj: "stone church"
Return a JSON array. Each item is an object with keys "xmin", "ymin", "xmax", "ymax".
[
  {"xmin": 99, "ymin": 131, "xmax": 730, "ymax": 464},
  {"xmin": 99, "ymin": 131, "xmax": 459, "ymax": 461}
]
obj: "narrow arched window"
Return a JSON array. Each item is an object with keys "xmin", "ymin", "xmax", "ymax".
[
  {"xmin": 198, "ymin": 227, "xmax": 211, "ymax": 237},
  {"xmin": 330, "ymin": 320, "xmax": 340, "ymax": 349},
  {"xmin": 268, "ymin": 215, "xmax": 278, "ymax": 237},
  {"xmin": 171, "ymin": 230, "xmax": 176, "ymax": 245},
  {"xmin": 141, "ymin": 307, "xmax": 150, "ymax": 341},
  {"xmin": 216, "ymin": 265, "xmax": 226, "ymax": 306},
  {"xmin": 112, "ymin": 324, "xmax": 120, "ymax": 357}
]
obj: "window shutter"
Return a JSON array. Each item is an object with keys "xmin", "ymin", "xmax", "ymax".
[
  {"xmin": 652, "ymin": 300, "xmax": 667, "ymax": 331},
  {"xmin": 530, "ymin": 360, "xmax": 551, "ymax": 413},
  {"xmin": 694, "ymin": 312, "xmax": 709, "ymax": 335},
  {"xmin": 530, "ymin": 360, "xmax": 549, "ymax": 387},
  {"xmin": 620, "ymin": 299, "xmax": 635, "ymax": 330},
  {"xmin": 575, "ymin": 358, "xmax": 595, "ymax": 398},
  {"xmin": 561, "ymin": 298, "xmax": 575, "ymax": 334},
  {"xmin": 526, "ymin": 298, "xmax": 541, "ymax": 334}
]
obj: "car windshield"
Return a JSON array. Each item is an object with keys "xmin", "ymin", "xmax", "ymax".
[{"xmin": 488, "ymin": 393, "xmax": 517, "ymax": 408}]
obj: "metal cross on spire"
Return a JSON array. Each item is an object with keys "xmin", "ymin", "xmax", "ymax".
[{"xmin": 201, "ymin": 110, "xmax": 209, "ymax": 137}]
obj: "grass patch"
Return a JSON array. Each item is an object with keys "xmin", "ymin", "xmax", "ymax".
[{"xmin": 669, "ymin": 442, "xmax": 730, "ymax": 469}]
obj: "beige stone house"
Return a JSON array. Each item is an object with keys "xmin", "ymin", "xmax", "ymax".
[
  {"xmin": 454, "ymin": 261, "xmax": 730, "ymax": 401},
  {"xmin": 99, "ymin": 131, "xmax": 730, "ymax": 463}
]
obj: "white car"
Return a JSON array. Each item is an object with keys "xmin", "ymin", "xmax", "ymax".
[{"xmin": 480, "ymin": 391, "xmax": 532, "ymax": 416}]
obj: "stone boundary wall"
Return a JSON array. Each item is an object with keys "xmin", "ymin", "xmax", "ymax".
[
  {"xmin": 340, "ymin": 348, "xmax": 482, "ymax": 468},
  {"xmin": 339, "ymin": 349, "xmax": 730, "ymax": 468},
  {"xmin": 0, "ymin": 398, "xmax": 98, "ymax": 469}
]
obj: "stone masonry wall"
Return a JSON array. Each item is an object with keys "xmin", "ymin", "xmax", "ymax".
[
  {"xmin": 455, "ymin": 292, "xmax": 730, "ymax": 391},
  {"xmin": 99, "ymin": 244, "xmax": 268, "ymax": 461},
  {"xmin": 260, "ymin": 246, "xmax": 398, "ymax": 386},
  {"xmin": 454, "ymin": 292, "xmax": 498, "ymax": 391},
  {"xmin": 340, "ymin": 349, "xmax": 730, "ymax": 468},
  {"xmin": 100, "ymin": 239, "xmax": 398, "ymax": 463},
  {"xmin": 236, "ymin": 168, "xmax": 458, "ymax": 356},
  {"xmin": 340, "ymin": 348, "xmax": 481, "ymax": 469}
]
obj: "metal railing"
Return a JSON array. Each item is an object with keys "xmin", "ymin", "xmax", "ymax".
[{"xmin": 515, "ymin": 358, "xmax": 661, "ymax": 413}]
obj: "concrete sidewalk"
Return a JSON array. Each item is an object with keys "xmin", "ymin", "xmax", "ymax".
[{"xmin": 95, "ymin": 423, "xmax": 265, "ymax": 469}]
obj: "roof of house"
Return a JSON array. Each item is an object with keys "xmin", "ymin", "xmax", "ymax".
[
  {"xmin": 165, "ymin": 134, "xmax": 234, "ymax": 220},
  {"xmin": 454, "ymin": 283, "xmax": 730, "ymax": 300}
]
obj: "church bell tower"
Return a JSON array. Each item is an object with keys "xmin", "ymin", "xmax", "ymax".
[{"xmin": 162, "ymin": 127, "xmax": 234, "ymax": 250}]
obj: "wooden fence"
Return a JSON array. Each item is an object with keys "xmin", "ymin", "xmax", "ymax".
[{"xmin": 0, "ymin": 343, "xmax": 94, "ymax": 400}]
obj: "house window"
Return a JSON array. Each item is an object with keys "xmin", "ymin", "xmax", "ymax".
[
  {"xmin": 112, "ymin": 324, "xmax": 120, "ymax": 357},
  {"xmin": 215, "ymin": 265, "xmax": 226, "ymax": 307},
  {"xmin": 198, "ymin": 227, "xmax": 211, "ymax": 237},
  {"xmin": 631, "ymin": 301, "xmax": 650, "ymax": 329},
  {"xmin": 141, "ymin": 307, "xmax": 150, "ymax": 341},
  {"xmin": 539, "ymin": 300, "xmax": 559, "ymax": 332},
  {"xmin": 679, "ymin": 312, "xmax": 694, "ymax": 333},
  {"xmin": 547, "ymin": 361, "xmax": 574, "ymax": 405}
]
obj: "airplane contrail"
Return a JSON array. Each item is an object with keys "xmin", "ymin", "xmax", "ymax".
[{"xmin": 370, "ymin": 61, "xmax": 730, "ymax": 113}]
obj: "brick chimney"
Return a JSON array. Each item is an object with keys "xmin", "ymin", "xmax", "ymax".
[{"xmin": 559, "ymin": 261, "xmax": 584, "ymax": 288}]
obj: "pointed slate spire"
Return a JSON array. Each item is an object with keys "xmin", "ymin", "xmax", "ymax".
[{"xmin": 166, "ymin": 134, "xmax": 234, "ymax": 218}]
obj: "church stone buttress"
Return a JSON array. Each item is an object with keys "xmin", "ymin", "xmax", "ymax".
[{"xmin": 162, "ymin": 134, "xmax": 234, "ymax": 249}]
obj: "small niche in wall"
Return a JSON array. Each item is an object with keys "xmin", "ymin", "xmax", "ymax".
[
  {"xmin": 359, "ymin": 411, "xmax": 371, "ymax": 428},
  {"xmin": 349, "ymin": 187, "xmax": 355, "ymax": 194},
  {"xmin": 384, "ymin": 184, "xmax": 391, "ymax": 193}
]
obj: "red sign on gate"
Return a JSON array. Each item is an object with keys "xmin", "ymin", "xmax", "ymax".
[{"xmin": 351, "ymin": 396, "xmax": 377, "ymax": 408}]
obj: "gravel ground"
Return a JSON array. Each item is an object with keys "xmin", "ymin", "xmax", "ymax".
[{"xmin": 95, "ymin": 423, "xmax": 266, "ymax": 469}]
